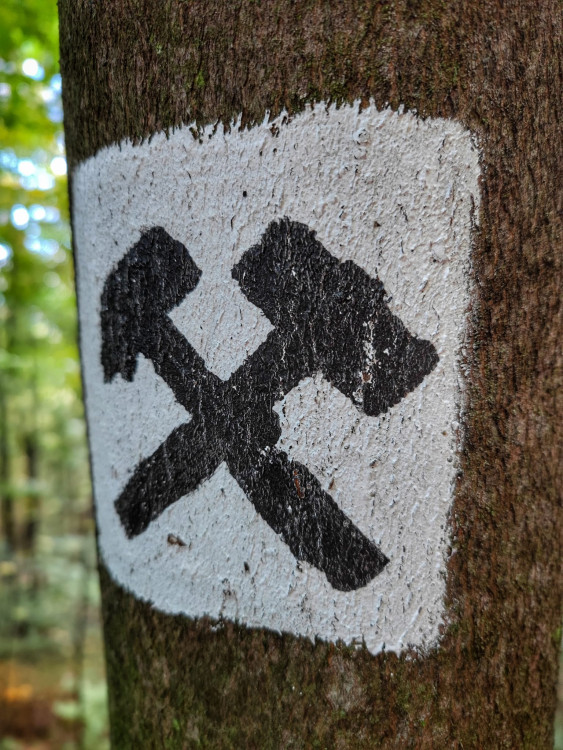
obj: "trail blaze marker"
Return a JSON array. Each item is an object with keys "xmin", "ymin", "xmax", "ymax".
[
  {"xmin": 101, "ymin": 219, "xmax": 438, "ymax": 591},
  {"xmin": 74, "ymin": 103, "xmax": 480, "ymax": 654}
]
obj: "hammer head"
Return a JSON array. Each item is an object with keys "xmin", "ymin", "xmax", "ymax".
[
  {"xmin": 232, "ymin": 218, "xmax": 341, "ymax": 329},
  {"xmin": 101, "ymin": 227, "xmax": 201, "ymax": 382},
  {"xmin": 233, "ymin": 218, "xmax": 438, "ymax": 417}
]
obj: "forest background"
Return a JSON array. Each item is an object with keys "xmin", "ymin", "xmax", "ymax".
[
  {"xmin": 0, "ymin": 1, "xmax": 559, "ymax": 748},
  {"xmin": 0, "ymin": 0, "xmax": 108, "ymax": 747}
]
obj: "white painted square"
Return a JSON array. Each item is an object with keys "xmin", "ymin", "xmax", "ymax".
[
  {"xmin": 73, "ymin": 102, "xmax": 480, "ymax": 655},
  {"xmin": 168, "ymin": 275, "xmax": 273, "ymax": 381}
]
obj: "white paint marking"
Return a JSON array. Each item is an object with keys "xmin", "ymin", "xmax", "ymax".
[
  {"xmin": 169, "ymin": 275, "xmax": 273, "ymax": 381},
  {"xmin": 73, "ymin": 102, "xmax": 480, "ymax": 655}
]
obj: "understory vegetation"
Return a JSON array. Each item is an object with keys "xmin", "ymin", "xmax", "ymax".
[{"xmin": 0, "ymin": 1, "xmax": 108, "ymax": 746}]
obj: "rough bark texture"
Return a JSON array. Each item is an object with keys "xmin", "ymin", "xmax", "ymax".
[{"xmin": 59, "ymin": 1, "xmax": 562, "ymax": 747}]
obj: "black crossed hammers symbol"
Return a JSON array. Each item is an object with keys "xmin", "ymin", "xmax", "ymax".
[{"xmin": 101, "ymin": 218, "xmax": 438, "ymax": 591}]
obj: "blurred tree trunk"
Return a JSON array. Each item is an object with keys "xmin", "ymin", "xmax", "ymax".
[
  {"xmin": 0, "ymin": 376, "xmax": 14, "ymax": 552},
  {"xmin": 58, "ymin": 1, "xmax": 561, "ymax": 748},
  {"xmin": 22, "ymin": 356, "xmax": 40, "ymax": 555},
  {"xmin": 0, "ymin": 309, "xmax": 16, "ymax": 553},
  {"xmin": 21, "ymin": 433, "xmax": 39, "ymax": 554}
]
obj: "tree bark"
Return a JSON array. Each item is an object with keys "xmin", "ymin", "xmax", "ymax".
[
  {"xmin": 0, "ymin": 375, "xmax": 14, "ymax": 552},
  {"xmin": 59, "ymin": 1, "xmax": 562, "ymax": 748},
  {"xmin": 21, "ymin": 432, "xmax": 39, "ymax": 554}
]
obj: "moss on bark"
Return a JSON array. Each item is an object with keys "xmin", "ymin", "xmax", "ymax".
[{"xmin": 59, "ymin": 1, "xmax": 562, "ymax": 746}]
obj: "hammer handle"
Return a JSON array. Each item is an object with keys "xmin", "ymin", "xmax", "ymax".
[
  {"xmin": 115, "ymin": 417, "xmax": 219, "ymax": 538},
  {"xmin": 140, "ymin": 315, "xmax": 223, "ymax": 415},
  {"xmin": 229, "ymin": 446, "xmax": 388, "ymax": 591}
]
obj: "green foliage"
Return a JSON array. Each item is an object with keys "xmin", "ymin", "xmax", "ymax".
[
  {"xmin": 0, "ymin": 2, "xmax": 108, "ymax": 747},
  {"xmin": 55, "ymin": 679, "xmax": 110, "ymax": 750},
  {"xmin": 0, "ymin": 535, "xmax": 109, "ymax": 748},
  {"xmin": 0, "ymin": 0, "xmax": 89, "ymax": 546}
]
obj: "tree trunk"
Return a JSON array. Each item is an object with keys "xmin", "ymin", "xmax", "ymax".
[
  {"xmin": 0, "ymin": 375, "xmax": 14, "ymax": 552},
  {"xmin": 22, "ymin": 354, "xmax": 40, "ymax": 555},
  {"xmin": 21, "ymin": 433, "xmax": 39, "ymax": 554},
  {"xmin": 59, "ymin": 1, "xmax": 562, "ymax": 748}
]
